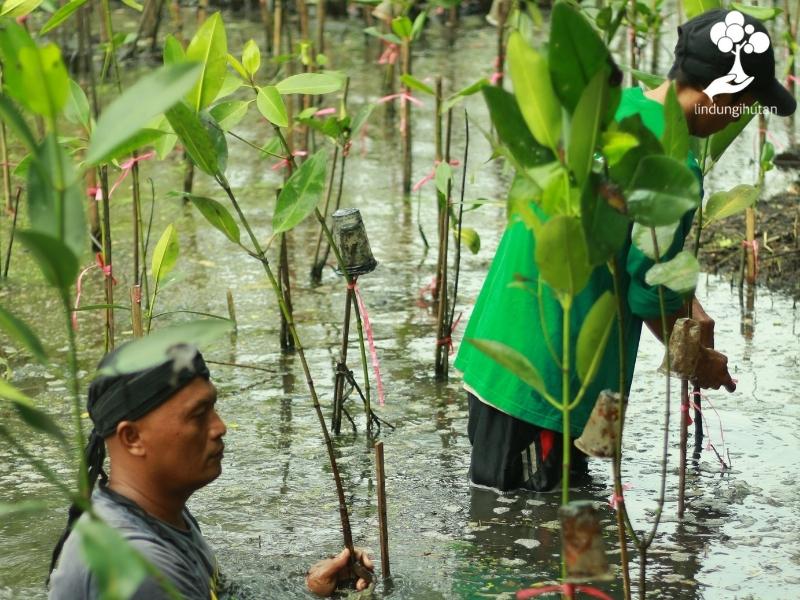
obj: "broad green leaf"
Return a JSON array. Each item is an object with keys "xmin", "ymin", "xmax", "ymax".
[
  {"xmin": 549, "ymin": 2, "xmax": 610, "ymax": 114},
  {"xmin": 661, "ymin": 83, "xmax": 689, "ymax": 162},
  {"xmin": 410, "ymin": 11, "xmax": 427, "ymax": 40},
  {"xmin": 185, "ymin": 12, "xmax": 228, "ymax": 112},
  {"xmin": 683, "ymin": 0, "xmax": 721, "ymax": 19},
  {"xmin": 209, "ymin": 100, "xmax": 250, "ymax": 131},
  {"xmin": 214, "ymin": 70, "xmax": 242, "ymax": 101},
  {"xmin": 703, "ymin": 184, "xmax": 759, "ymax": 226},
  {"xmin": 581, "ymin": 174, "xmax": 629, "ymax": 265},
  {"xmin": 0, "ymin": 305, "xmax": 46, "ymax": 363},
  {"xmin": 87, "ymin": 63, "xmax": 201, "ymax": 165},
  {"xmin": 400, "ymin": 74, "xmax": 435, "ymax": 96},
  {"xmin": 256, "ymin": 86, "xmax": 288, "ymax": 127},
  {"xmin": 241, "ymin": 39, "xmax": 261, "ymax": 77},
  {"xmin": 226, "ymin": 53, "xmax": 248, "ymax": 80},
  {"xmin": 152, "ymin": 116, "xmax": 178, "ymax": 159},
  {"xmin": 0, "ymin": 95, "xmax": 37, "ymax": 153},
  {"xmin": 275, "ymin": 72, "xmax": 343, "ymax": 95},
  {"xmin": 441, "ymin": 78, "xmax": 489, "ymax": 113},
  {"xmin": 187, "ymin": 195, "xmax": 240, "ymax": 243},
  {"xmin": 708, "ymin": 111, "xmax": 755, "ymax": 165},
  {"xmin": 76, "ymin": 519, "xmax": 150, "ymax": 600},
  {"xmin": 601, "ymin": 131, "xmax": 639, "ymax": 165},
  {"xmin": 467, "ymin": 338, "xmax": 549, "ymax": 399},
  {"xmin": 535, "ymin": 215, "xmax": 592, "ymax": 298},
  {"xmin": 165, "ymin": 101, "xmax": 220, "ymax": 176},
  {"xmin": 27, "ymin": 134, "xmax": 86, "ymax": 258},
  {"xmin": 273, "ymin": 150, "xmax": 327, "ymax": 233},
  {"xmin": 576, "ymin": 291, "xmax": 616, "ymax": 384},
  {"xmin": 608, "ymin": 115, "xmax": 664, "ymax": 188},
  {"xmin": 541, "ymin": 167, "xmax": 576, "ymax": 216},
  {"xmin": 631, "ymin": 222, "xmax": 679, "ymax": 260},
  {"xmin": 629, "ymin": 69, "xmax": 665, "ymax": 89},
  {"xmin": 350, "ymin": 103, "xmax": 375, "ymax": 137},
  {"xmin": 40, "ymin": 0, "xmax": 88, "ymax": 34},
  {"xmin": 16, "ymin": 231, "xmax": 79, "ymax": 289},
  {"xmin": 1, "ymin": 0, "xmax": 41, "ymax": 18},
  {"xmin": 98, "ymin": 319, "xmax": 234, "ymax": 375},
  {"xmin": 163, "ymin": 34, "xmax": 184, "ymax": 64},
  {"xmin": 1, "ymin": 36, "xmax": 69, "ymax": 121},
  {"xmin": 201, "ymin": 110, "xmax": 228, "ymax": 174},
  {"xmin": 626, "ymin": 155, "xmax": 700, "ymax": 226},
  {"xmin": 568, "ymin": 69, "xmax": 609, "ymax": 187},
  {"xmin": 508, "ymin": 174, "xmax": 543, "ymax": 234},
  {"xmin": 482, "ymin": 83, "xmax": 553, "ymax": 169},
  {"xmin": 645, "ymin": 250, "xmax": 699, "ymax": 294},
  {"xmin": 120, "ymin": 0, "xmax": 143, "ymax": 10},
  {"xmin": 391, "ymin": 15, "xmax": 413, "ymax": 39},
  {"xmin": 0, "ymin": 378, "xmax": 65, "ymax": 440},
  {"xmin": 730, "ymin": 2, "xmax": 782, "ymax": 20},
  {"xmin": 151, "ymin": 224, "xmax": 179, "ymax": 284},
  {"xmin": 434, "ymin": 162, "xmax": 452, "ymax": 195},
  {"xmin": 456, "ymin": 226, "xmax": 480, "ymax": 254},
  {"xmin": 102, "ymin": 128, "xmax": 165, "ymax": 164},
  {"xmin": 64, "ymin": 79, "xmax": 91, "ymax": 130},
  {"xmin": 507, "ymin": 32, "xmax": 561, "ymax": 152},
  {"xmin": 362, "ymin": 26, "xmax": 402, "ymax": 45},
  {"xmin": 0, "ymin": 500, "xmax": 48, "ymax": 517}
]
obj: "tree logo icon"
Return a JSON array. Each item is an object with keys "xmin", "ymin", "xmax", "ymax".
[{"xmin": 702, "ymin": 10, "xmax": 771, "ymax": 100}]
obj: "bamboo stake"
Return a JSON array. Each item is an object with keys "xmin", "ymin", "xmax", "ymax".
[
  {"xmin": 2, "ymin": 187, "xmax": 20, "ymax": 279},
  {"xmin": 400, "ymin": 39, "xmax": 412, "ymax": 195},
  {"xmin": 316, "ymin": 0, "xmax": 326, "ymax": 55},
  {"xmin": 226, "ymin": 288, "xmax": 237, "ymax": 333},
  {"xmin": 260, "ymin": 0, "xmax": 273, "ymax": 55},
  {"xmin": 375, "ymin": 441, "xmax": 390, "ymax": 578},
  {"xmin": 434, "ymin": 109, "xmax": 453, "ymax": 379},
  {"xmin": 99, "ymin": 166, "xmax": 115, "ymax": 351},
  {"xmin": 131, "ymin": 285, "xmax": 143, "ymax": 338},
  {"xmin": 332, "ymin": 282, "xmax": 355, "ymax": 434},
  {"xmin": 278, "ymin": 232, "xmax": 295, "ymax": 351},
  {"xmin": 273, "ymin": 0, "xmax": 283, "ymax": 59},
  {"xmin": 677, "ymin": 378, "xmax": 689, "ymax": 518},
  {"xmin": 0, "ymin": 120, "xmax": 12, "ymax": 214}
]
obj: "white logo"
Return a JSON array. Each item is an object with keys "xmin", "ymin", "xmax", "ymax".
[{"xmin": 702, "ymin": 11, "xmax": 770, "ymax": 101}]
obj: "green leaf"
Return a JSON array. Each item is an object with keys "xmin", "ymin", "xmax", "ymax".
[
  {"xmin": 209, "ymin": 100, "xmax": 250, "ymax": 131},
  {"xmin": 0, "ymin": 305, "xmax": 47, "ymax": 363},
  {"xmin": 549, "ymin": 2, "xmax": 610, "ymax": 114},
  {"xmin": 661, "ymin": 83, "xmax": 689, "ymax": 161},
  {"xmin": 581, "ymin": 174, "xmax": 629, "ymax": 265},
  {"xmin": 362, "ymin": 26, "xmax": 402, "ymax": 45},
  {"xmin": 0, "ymin": 378, "xmax": 65, "ymax": 440},
  {"xmin": 400, "ymin": 74, "xmax": 435, "ymax": 96},
  {"xmin": 97, "ymin": 319, "xmax": 234, "ymax": 375},
  {"xmin": 645, "ymin": 250, "xmax": 699, "ymax": 294},
  {"xmin": 273, "ymin": 150, "xmax": 327, "ymax": 233},
  {"xmin": 410, "ymin": 11, "xmax": 427, "ymax": 40},
  {"xmin": 4, "ymin": 39, "xmax": 69, "ymax": 121},
  {"xmin": 441, "ymin": 78, "xmax": 489, "ymax": 113},
  {"xmin": 350, "ymin": 103, "xmax": 375, "ymax": 137},
  {"xmin": 76, "ymin": 519, "xmax": 150, "ymax": 600},
  {"xmin": 27, "ymin": 134, "xmax": 86, "ymax": 258},
  {"xmin": 626, "ymin": 155, "xmax": 700, "ymax": 226},
  {"xmin": 731, "ymin": 2, "xmax": 782, "ymax": 20},
  {"xmin": 40, "ymin": 0, "xmax": 88, "ymax": 34},
  {"xmin": 120, "ymin": 0, "xmax": 143, "ymax": 10},
  {"xmin": 0, "ymin": 95, "xmax": 37, "ymax": 154},
  {"xmin": 467, "ymin": 338, "xmax": 549, "ymax": 399},
  {"xmin": 226, "ymin": 53, "xmax": 248, "ymax": 80},
  {"xmin": 151, "ymin": 224, "xmax": 179, "ymax": 284},
  {"xmin": 629, "ymin": 69, "xmax": 665, "ymax": 89},
  {"xmin": 87, "ymin": 63, "xmax": 201, "ymax": 165},
  {"xmin": 152, "ymin": 116, "xmax": 178, "ymax": 160},
  {"xmin": 214, "ymin": 70, "xmax": 242, "ymax": 101},
  {"xmin": 0, "ymin": 500, "xmax": 48, "ymax": 517},
  {"xmin": 275, "ymin": 72, "xmax": 343, "ymax": 95},
  {"xmin": 201, "ymin": 110, "xmax": 227, "ymax": 174},
  {"xmin": 187, "ymin": 195, "xmax": 240, "ymax": 243},
  {"xmin": 482, "ymin": 83, "xmax": 553, "ymax": 169},
  {"xmin": 683, "ymin": 0, "xmax": 721, "ymax": 19},
  {"xmin": 101, "ymin": 128, "xmax": 165, "ymax": 164},
  {"xmin": 64, "ymin": 79, "xmax": 91, "ymax": 130},
  {"xmin": 703, "ymin": 184, "xmax": 759, "ymax": 226},
  {"xmin": 631, "ymin": 222, "xmax": 679, "ymax": 260},
  {"xmin": 434, "ymin": 161, "xmax": 452, "ymax": 195},
  {"xmin": 507, "ymin": 32, "xmax": 561, "ymax": 152},
  {"xmin": 163, "ymin": 34, "xmax": 185, "ymax": 64},
  {"xmin": 608, "ymin": 115, "xmax": 663, "ymax": 188},
  {"xmin": 241, "ymin": 39, "xmax": 261, "ymax": 77},
  {"xmin": 601, "ymin": 131, "xmax": 639, "ymax": 165},
  {"xmin": 391, "ymin": 15, "xmax": 413, "ymax": 39},
  {"xmin": 256, "ymin": 86, "xmax": 288, "ymax": 127},
  {"xmin": 185, "ymin": 12, "xmax": 228, "ymax": 112},
  {"xmin": 456, "ymin": 226, "xmax": 480, "ymax": 254},
  {"xmin": 535, "ymin": 215, "xmax": 591, "ymax": 298},
  {"xmin": 568, "ymin": 69, "xmax": 609, "ymax": 187},
  {"xmin": 708, "ymin": 111, "xmax": 754, "ymax": 165},
  {"xmin": 16, "ymin": 231, "xmax": 79, "ymax": 289},
  {"xmin": 1, "ymin": 0, "xmax": 41, "ymax": 18},
  {"xmin": 165, "ymin": 100, "xmax": 220, "ymax": 176},
  {"xmin": 576, "ymin": 291, "xmax": 616, "ymax": 384}
]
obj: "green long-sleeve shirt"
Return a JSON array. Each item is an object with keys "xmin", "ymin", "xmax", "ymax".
[{"xmin": 454, "ymin": 87, "xmax": 702, "ymax": 436}]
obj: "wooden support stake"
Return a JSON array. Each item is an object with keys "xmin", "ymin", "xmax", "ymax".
[
  {"xmin": 375, "ymin": 441, "xmax": 390, "ymax": 578},
  {"xmin": 226, "ymin": 288, "xmax": 237, "ymax": 333},
  {"xmin": 131, "ymin": 285, "xmax": 143, "ymax": 338}
]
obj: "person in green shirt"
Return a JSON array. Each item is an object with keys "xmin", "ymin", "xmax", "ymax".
[{"xmin": 455, "ymin": 9, "xmax": 796, "ymax": 493}]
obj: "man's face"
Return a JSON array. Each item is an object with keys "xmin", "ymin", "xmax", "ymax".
[
  {"xmin": 692, "ymin": 91, "xmax": 757, "ymax": 137},
  {"xmin": 135, "ymin": 377, "xmax": 226, "ymax": 494}
]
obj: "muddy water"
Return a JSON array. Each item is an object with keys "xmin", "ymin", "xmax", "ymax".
[{"xmin": 1, "ymin": 11, "xmax": 799, "ymax": 600}]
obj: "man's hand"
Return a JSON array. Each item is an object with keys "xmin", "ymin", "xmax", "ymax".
[
  {"xmin": 693, "ymin": 347, "xmax": 735, "ymax": 392},
  {"xmin": 306, "ymin": 547, "xmax": 374, "ymax": 597}
]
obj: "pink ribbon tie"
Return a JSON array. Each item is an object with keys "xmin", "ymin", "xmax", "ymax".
[{"xmin": 348, "ymin": 281, "xmax": 386, "ymax": 406}]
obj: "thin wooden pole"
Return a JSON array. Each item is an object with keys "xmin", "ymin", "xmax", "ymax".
[
  {"xmin": 374, "ymin": 441, "xmax": 390, "ymax": 578},
  {"xmin": 131, "ymin": 285, "xmax": 143, "ymax": 338}
]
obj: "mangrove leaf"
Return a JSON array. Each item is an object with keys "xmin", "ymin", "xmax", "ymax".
[
  {"xmin": 209, "ymin": 100, "xmax": 250, "ymax": 131},
  {"xmin": 64, "ymin": 79, "xmax": 91, "ymax": 130},
  {"xmin": 151, "ymin": 224, "xmax": 179, "ymax": 284},
  {"xmin": 0, "ymin": 96, "xmax": 37, "ymax": 153},
  {"xmin": 16, "ymin": 231, "xmax": 79, "ymax": 289},
  {"xmin": 187, "ymin": 196, "xmax": 240, "ymax": 243},
  {"xmin": 185, "ymin": 12, "xmax": 228, "ymax": 112},
  {"xmin": 467, "ymin": 338, "xmax": 549, "ymax": 399},
  {"xmin": 683, "ymin": 0, "xmax": 721, "ymax": 20},
  {"xmin": 661, "ymin": 83, "xmax": 689, "ymax": 162},
  {"xmin": 576, "ymin": 291, "xmax": 616, "ymax": 384},
  {"xmin": 256, "ymin": 86, "xmax": 288, "ymax": 127},
  {"xmin": 163, "ymin": 34, "xmax": 185, "ymax": 64},
  {"xmin": 275, "ymin": 73, "xmax": 343, "ymax": 95},
  {"xmin": 40, "ymin": 0, "xmax": 88, "ymax": 34},
  {"xmin": 645, "ymin": 250, "xmax": 699, "ymax": 294},
  {"xmin": 626, "ymin": 155, "xmax": 699, "ymax": 226},
  {"xmin": 507, "ymin": 31, "xmax": 561, "ymax": 152},
  {"xmin": 581, "ymin": 174, "xmax": 629, "ymax": 265},
  {"xmin": 456, "ymin": 226, "xmax": 481, "ymax": 254},
  {"xmin": 241, "ymin": 39, "xmax": 261, "ymax": 78},
  {"xmin": 568, "ymin": 69, "xmax": 609, "ymax": 188},
  {"xmin": 165, "ymin": 100, "xmax": 220, "ymax": 176},
  {"xmin": 631, "ymin": 222, "xmax": 679, "ymax": 260},
  {"xmin": 0, "ymin": 379, "xmax": 65, "ymax": 441},
  {"xmin": 535, "ymin": 215, "xmax": 592, "ymax": 299},
  {"xmin": 0, "ymin": 304, "xmax": 47, "ymax": 364},
  {"xmin": 703, "ymin": 184, "xmax": 759, "ymax": 226},
  {"xmin": 273, "ymin": 150, "xmax": 327, "ymax": 233},
  {"xmin": 1, "ymin": 0, "xmax": 41, "ymax": 17}
]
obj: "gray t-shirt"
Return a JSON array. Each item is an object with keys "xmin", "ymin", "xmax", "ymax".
[{"xmin": 48, "ymin": 485, "xmax": 221, "ymax": 600}]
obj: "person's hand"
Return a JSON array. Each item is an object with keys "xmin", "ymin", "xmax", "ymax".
[
  {"xmin": 693, "ymin": 347, "xmax": 735, "ymax": 392},
  {"xmin": 305, "ymin": 547, "xmax": 374, "ymax": 597}
]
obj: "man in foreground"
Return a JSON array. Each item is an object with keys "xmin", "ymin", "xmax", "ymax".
[
  {"xmin": 455, "ymin": 8, "xmax": 796, "ymax": 493},
  {"xmin": 48, "ymin": 343, "xmax": 372, "ymax": 599}
]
